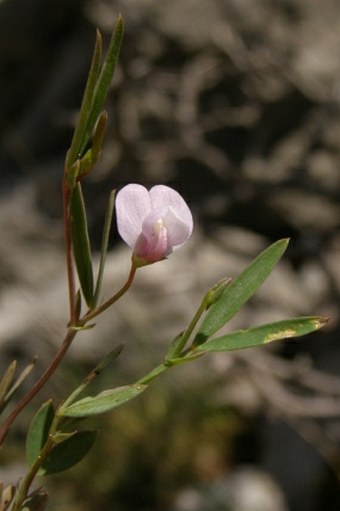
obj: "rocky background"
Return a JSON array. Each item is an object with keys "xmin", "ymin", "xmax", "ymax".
[{"xmin": 1, "ymin": 0, "xmax": 340, "ymax": 510}]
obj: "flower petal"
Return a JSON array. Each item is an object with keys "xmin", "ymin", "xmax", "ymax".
[
  {"xmin": 116, "ymin": 184, "xmax": 152, "ymax": 248},
  {"xmin": 149, "ymin": 185, "xmax": 193, "ymax": 236}
]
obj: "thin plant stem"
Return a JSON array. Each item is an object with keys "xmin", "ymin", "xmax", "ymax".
[
  {"xmin": 81, "ymin": 263, "xmax": 137, "ymax": 323},
  {"xmin": 0, "ymin": 328, "xmax": 77, "ymax": 448},
  {"xmin": 11, "ymin": 433, "xmax": 55, "ymax": 511},
  {"xmin": 172, "ymin": 299, "xmax": 207, "ymax": 357}
]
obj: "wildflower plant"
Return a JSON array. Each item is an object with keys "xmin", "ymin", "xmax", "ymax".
[{"xmin": 0, "ymin": 16, "xmax": 328, "ymax": 511}]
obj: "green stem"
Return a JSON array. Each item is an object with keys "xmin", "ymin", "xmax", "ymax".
[
  {"xmin": 171, "ymin": 298, "xmax": 207, "ymax": 357},
  {"xmin": 136, "ymin": 364, "xmax": 168, "ymax": 386},
  {"xmin": 11, "ymin": 435, "xmax": 55, "ymax": 511}
]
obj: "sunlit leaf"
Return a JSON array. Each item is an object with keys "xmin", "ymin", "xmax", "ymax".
[
  {"xmin": 196, "ymin": 316, "xmax": 328, "ymax": 352},
  {"xmin": 195, "ymin": 239, "xmax": 289, "ymax": 344},
  {"xmin": 60, "ymin": 384, "xmax": 147, "ymax": 418}
]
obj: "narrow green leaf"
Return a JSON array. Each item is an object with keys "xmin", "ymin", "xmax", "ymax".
[
  {"xmin": 81, "ymin": 15, "xmax": 124, "ymax": 155},
  {"xmin": 195, "ymin": 239, "xmax": 289, "ymax": 344},
  {"xmin": 60, "ymin": 384, "xmax": 147, "ymax": 418},
  {"xmin": 3, "ymin": 358, "xmax": 37, "ymax": 407},
  {"xmin": 70, "ymin": 183, "xmax": 94, "ymax": 307},
  {"xmin": 66, "ymin": 29, "xmax": 102, "ymax": 167},
  {"xmin": 26, "ymin": 401, "xmax": 55, "ymax": 468},
  {"xmin": 39, "ymin": 430, "xmax": 97, "ymax": 475},
  {"xmin": 196, "ymin": 316, "xmax": 328, "ymax": 353},
  {"xmin": 93, "ymin": 189, "xmax": 116, "ymax": 305}
]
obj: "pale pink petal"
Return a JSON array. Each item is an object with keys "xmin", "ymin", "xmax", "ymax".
[
  {"xmin": 147, "ymin": 206, "xmax": 191, "ymax": 252},
  {"xmin": 134, "ymin": 225, "xmax": 168, "ymax": 263},
  {"xmin": 165, "ymin": 207, "xmax": 192, "ymax": 251},
  {"xmin": 116, "ymin": 184, "xmax": 152, "ymax": 248},
  {"xmin": 149, "ymin": 185, "xmax": 193, "ymax": 236}
]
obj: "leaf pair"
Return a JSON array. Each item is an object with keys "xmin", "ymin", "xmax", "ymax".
[
  {"xmin": 26, "ymin": 401, "xmax": 96, "ymax": 476},
  {"xmin": 192, "ymin": 239, "xmax": 327, "ymax": 353}
]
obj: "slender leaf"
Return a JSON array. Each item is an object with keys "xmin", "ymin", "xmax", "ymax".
[
  {"xmin": 26, "ymin": 401, "xmax": 55, "ymax": 468},
  {"xmin": 70, "ymin": 183, "xmax": 94, "ymax": 307},
  {"xmin": 39, "ymin": 430, "xmax": 97, "ymax": 475},
  {"xmin": 195, "ymin": 239, "xmax": 289, "ymax": 344},
  {"xmin": 93, "ymin": 189, "xmax": 116, "ymax": 305},
  {"xmin": 196, "ymin": 316, "xmax": 328, "ymax": 353},
  {"xmin": 3, "ymin": 358, "xmax": 37, "ymax": 406},
  {"xmin": 60, "ymin": 384, "xmax": 147, "ymax": 418},
  {"xmin": 66, "ymin": 30, "xmax": 102, "ymax": 167},
  {"xmin": 81, "ymin": 15, "xmax": 124, "ymax": 152}
]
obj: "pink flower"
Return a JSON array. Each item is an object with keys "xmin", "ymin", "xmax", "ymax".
[{"xmin": 116, "ymin": 184, "xmax": 193, "ymax": 266}]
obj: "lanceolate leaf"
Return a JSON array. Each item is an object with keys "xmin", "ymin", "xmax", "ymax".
[
  {"xmin": 196, "ymin": 316, "xmax": 328, "ymax": 353},
  {"xmin": 60, "ymin": 384, "xmax": 147, "ymax": 418},
  {"xmin": 93, "ymin": 190, "xmax": 116, "ymax": 305},
  {"xmin": 66, "ymin": 29, "xmax": 102, "ymax": 167},
  {"xmin": 70, "ymin": 183, "xmax": 94, "ymax": 307},
  {"xmin": 38, "ymin": 430, "xmax": 97, "ymax": 475},
  {"xmin": 26, "ymin": 401, "xmax": 55, "ymax": 469},
  {"xmin": 82, "ymin": 15, "xmax": 124, "ymax": 152},
  {"xmin": 194, "ymin": 239, "xmax": 289, "ymax": 344}
]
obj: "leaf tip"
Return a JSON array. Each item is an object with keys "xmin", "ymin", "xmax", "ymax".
[{"xmin": 313, "ymin": 316, "xmax": 329, "ymax": 329}]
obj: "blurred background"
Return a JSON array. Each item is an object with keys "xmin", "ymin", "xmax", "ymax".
[{"xmin": 0, "ymin": 0, "xmax": 340, "ymax": 510}]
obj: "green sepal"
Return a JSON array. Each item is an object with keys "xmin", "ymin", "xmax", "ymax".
[
  {"xmin": 38, "ymin": 430, "xmax": 97, "ymax": 475},
  {"xmin": 194, "ymin": 239, "xmax": 289, "ymax": 345},
  {"xmin": 26, "ymin": 401, "xmax": 55, "ymax": 469},
  {"xmin": 196, "ymin": 316, "xmax": 328, "ymax": 353},
  {"xmin": 70, "ymin": 183, "xmax": 94, "ymax": 308},
  {"xmin": 60, "ymin": 384, "xmax": 147, "ymax": 418},
  {"xmin": 204, "ymin": 277, "xmax": 232, "ymax": 309}
]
